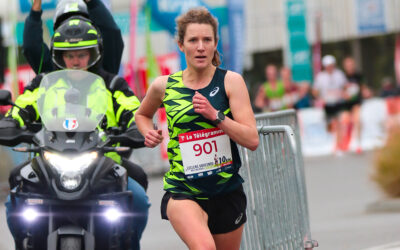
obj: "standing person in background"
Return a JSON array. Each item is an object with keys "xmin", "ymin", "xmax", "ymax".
[
  {"xmin": 280, "ymin": 66, "xmax": 313, "ymax": 110},
  {"xmin": 254, "ymin": 64, "xmax": 286, "ymax": 112},
  {"xmin": 342, "ymin": 56, "xmax": 363, "ymax": 109},
  {"xmin": 280, "ymin": 66, "xmax": 300, "ymax": 109},
  {"xmin": 135, "ymin": 7, "xmax": 259, "ymax": 250},
  {"xmin": 293, "ymin": 81, "xmax": 313, "ymax": 109},
  {"xmin": 342, "ymin": 56, "xmax": 364, "ymax": 152},
  {"xmin": 23, "ymin": 0, "xmax": 123, "ymax": 75},
  {"xmin": 379, "ymin": 77, "xmax": 399, "ymax": 98},
  {"xmin": 312, "ymin": 55, "xmax": 348, "ymax": 153}
]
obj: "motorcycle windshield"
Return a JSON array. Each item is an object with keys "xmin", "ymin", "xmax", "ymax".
[{"xmin": 37, "ymin": 70, "xmax": 108, "ymax": 132}]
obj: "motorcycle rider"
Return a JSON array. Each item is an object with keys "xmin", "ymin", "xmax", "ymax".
[
  {"xmin": 24, "ymin": 0, "xmax": 149, "ymax": 192},
  {"xmin": 2, "ymin": 18, "xmax": 150, "ymax": 250}
]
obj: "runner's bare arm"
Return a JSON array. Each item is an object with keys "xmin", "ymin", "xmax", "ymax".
[
  {"xmin": 192, "ymin": 71, "xmax": 258, "ymax": 151},
  {"xmin": 222, "ymin": 71, "xmax": 258, "ymax": 150},
  {"xmin": 135, "ymin": 76, "xmax": 168, "ymax": 148}
]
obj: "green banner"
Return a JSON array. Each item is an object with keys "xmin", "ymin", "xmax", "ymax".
[{"xmin": 286, "ymin": 0, "xmax": 312, "ymax": 82}]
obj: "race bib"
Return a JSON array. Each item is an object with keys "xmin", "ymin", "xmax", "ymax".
[{"xmin": 179, "ymin": 128, "xmax": 233, "ymax": 179}]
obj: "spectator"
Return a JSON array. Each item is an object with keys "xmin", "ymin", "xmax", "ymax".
[
  {"xmin": 313, "ymin": 55, "xmax": 348, "ymax": 153},
  {"xmin": 312, "ymin": 55, "xmax": 347, "ymax": 109},
  {"xmin": 379, "ymin": 77, "xmax": 399, "ymax": 98},
  {"xmin": 342, "ymin": 56, "xmax": 363, "ymax": 108},
  {"xmin": 294, "ymin": 82, "xmax": 313, "ymax": 109},
  {"xmin": 279, "ymin": 66, "xmax": 313, "ymax": 109},
  {"xmin": 379, "ymin": 76, "xmax": 400, "ymax": 134},
  {"xmin": 254, "ymin": 64, "xmax": 286, "ymax": 112},
  {"xmin": 281, "ymin": 66, "xmax": 300, "ymax": 108},
  {"xmin": 342, "ymin": 56, "xmax": 364, "ymax": 152}
]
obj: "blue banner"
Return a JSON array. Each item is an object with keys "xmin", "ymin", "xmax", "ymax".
[
  {"xmin": 227, "ymin": 0, "xmax": 244, "ymax": 74},
  {"xmin": 148, "ymin": 0, "xmax": 211, "ymax": 69},
  {"xmin": 356, "ymin": 0, "xmax": 386, "ymax": 35},
  {"xmin": 285, "ymin": 0, "xmax": 312, "ymax": 82},
  {"xmin": 19, "ymin": 0, "xmax": 57, "ymax": 13},
  {"xmin": 147, "ymin": 0, "xmax": 226, "ymax": 70},
  {"xmin": 147, "ymin": 0, "xmax": 206, "ymax": 34}
]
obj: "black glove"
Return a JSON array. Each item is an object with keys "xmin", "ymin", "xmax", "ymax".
[{"xmin": 119, "ymin": 110, "xmax": 134, "ymax": 131}]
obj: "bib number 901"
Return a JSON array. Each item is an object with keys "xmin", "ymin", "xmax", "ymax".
[{"xmin": 193, "ymin": 140, "xmax": 217, "ymax": 156}]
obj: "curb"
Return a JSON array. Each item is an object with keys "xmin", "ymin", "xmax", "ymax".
[{"xmin": 366, "ymin": 198, "xmax": 400, "ymax": 213}]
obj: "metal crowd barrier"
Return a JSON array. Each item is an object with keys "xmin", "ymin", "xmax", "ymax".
[{"xmin": 239, "ymin": 109, "xmax": 317, "ymax": 250}]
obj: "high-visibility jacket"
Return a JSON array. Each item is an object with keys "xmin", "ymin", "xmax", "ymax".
[{"xmin": 6, "ymin": 68, "xmax": 140, "ymax": 163}]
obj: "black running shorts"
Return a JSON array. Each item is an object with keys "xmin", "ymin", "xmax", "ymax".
[{"xmin": 160, "ymin": 186, "xmax": 247, "ymax": 234}]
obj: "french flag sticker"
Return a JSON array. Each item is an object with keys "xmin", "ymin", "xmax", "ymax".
[{"xmin": 63, "ymin": 118, "xmax": 79, "ymax": 131}]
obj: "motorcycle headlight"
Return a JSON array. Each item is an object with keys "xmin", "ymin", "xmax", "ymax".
[
  {"xmin": 44, "ymin": 151, "xmax": 98, "ymax": 190},
  {"xmin": 103, "ymin": 207, "xmax": 123, "ymax": 222},
  {"xmin": 60, "ymin": 173, "xmax": 82, "ymax": 190},
  {"xmin": 22, "ymin": 207, "xmax": 40, "ymax": 222}
]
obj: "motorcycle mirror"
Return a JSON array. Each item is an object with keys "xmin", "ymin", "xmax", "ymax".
[
  {"xmin": 0, "ymin": 90, "xmax": 31, "ymax": 117},
  {"xmin": 0, "ymin": 90, "xmax": 12, "ymax": 106}
]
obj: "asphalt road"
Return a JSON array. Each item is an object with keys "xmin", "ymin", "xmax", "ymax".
[
  {"xmin": 0, "ymin": 151, "xmax": 400, "ymax": 250},
  {"xmin": 305, "ymin": 152, "xmax": 400, "ymax": 250}
]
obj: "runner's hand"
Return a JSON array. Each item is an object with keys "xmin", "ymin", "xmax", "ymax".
[
  {"xmin": 192, "ymin": 91, "xmax": 217, "ymax": 121},
  {"xmin": 144, "ymin": 129, "xmax": 163, "ymax": 148}
]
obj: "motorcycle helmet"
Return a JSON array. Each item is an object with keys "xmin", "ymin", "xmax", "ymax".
[
  {"xmin": 53, "ymin": 0, "xmax": 90, "ymax": 30},
  {"xmin": 51, "ymin": 18, "xmax": 102, "ymax": 71}
]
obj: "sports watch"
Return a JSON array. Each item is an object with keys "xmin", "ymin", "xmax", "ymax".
[{"xmin": 213, "ymin": 110, "xmax": 225, "ymax": 125}]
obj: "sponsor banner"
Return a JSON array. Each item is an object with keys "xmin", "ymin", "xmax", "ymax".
[
  {"xmin": 147, "ymin": 0, "xmax": 206, "ymax": 34},
  {"xmin": 157, "ymin": 108, "xmax": 169, "ymax": 160},
  {"xmin": 0, "ymin": 65, "xmax": 35, "ymax": 113},
  {"xmin": 134, "ymin": 52, "xmax": 179, "ymax": 97},
  {"xmin": 358, "ymin": 98, "xmax": 387, "ymax": 151},
  {"xmin": 147, "ymin": 0, "xmax": 226, "ymax": 69},
  {"xmin": 227, "ymin": 0, "xmax": 244, "ymax": 74},
  {"xmin": 297, "ymin": 108, "xmax": 335, "ymax": 156},
  {"xmin": 19, "ymin": 0, "xmax": 57, "ymax": 13},
  {"xmin": 285, "ymin": 0, "xmax": 312, "ymax": 82},
  {"xmin": 298, "ymin": 98, "xmax": 391, "ymax": 157},
  {"xmin": 355, "ymin": 0, "xmax": 386, "ymax": 35}
]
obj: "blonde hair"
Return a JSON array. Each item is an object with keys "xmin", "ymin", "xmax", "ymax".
[{"xmin": 175, "ymin": 7, "xmax": 221, "ymax": 66}]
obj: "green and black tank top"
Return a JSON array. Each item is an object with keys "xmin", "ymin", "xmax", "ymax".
[{"xmin": 162, "ymin": 67, "xmax": 243, "ymax": 198}]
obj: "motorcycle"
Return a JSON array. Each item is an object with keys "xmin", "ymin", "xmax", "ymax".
[{"xmin": 0, "ymin": 70, "xmax": 145, "ymax": 250}]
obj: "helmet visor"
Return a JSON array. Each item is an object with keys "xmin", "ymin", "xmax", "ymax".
[{"xmin": 52, "ymin": 46, "xmax": 101, "ymax": 70}]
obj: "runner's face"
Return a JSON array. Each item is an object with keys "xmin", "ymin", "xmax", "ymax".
[
  {"xmin": 63, "ymin": 49, "xmax": 90, "ymax": 70},
  {"xmin": 179, "ymin": 23, "xmax": 217, "ymax": 69}
]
